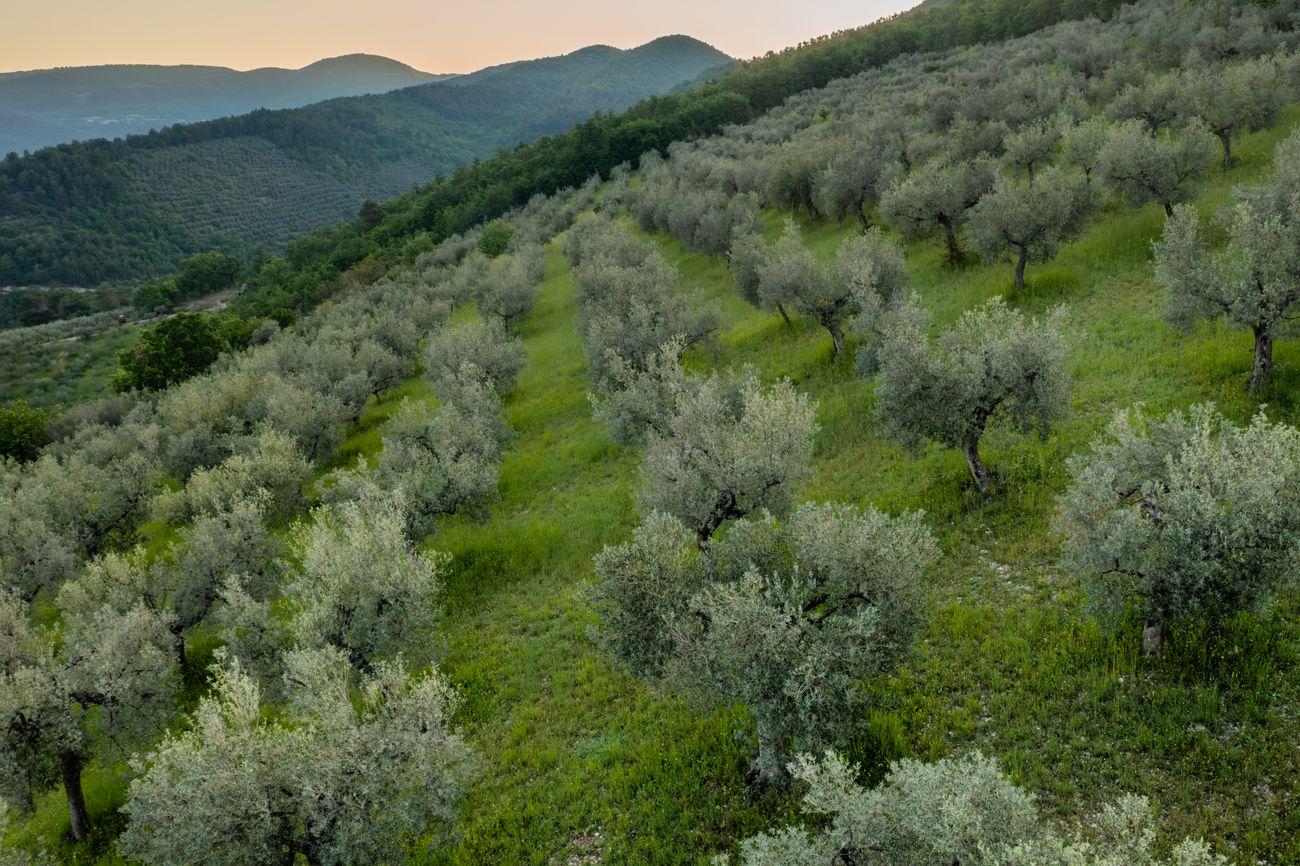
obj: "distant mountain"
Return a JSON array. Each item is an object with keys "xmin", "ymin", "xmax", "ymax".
[
  {"xmin": 0, "ymin": 36, "xmax": 735, "ymax": 286},
  {"xmin": 0, "ymin": 55, "xmax": 451, "ymax": 154}
]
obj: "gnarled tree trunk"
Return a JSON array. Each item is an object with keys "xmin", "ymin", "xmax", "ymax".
[
  {"xmin": 1013, "ymin": 245, "xmax": 1029, "ymax": 293},
  {"xmin": 776, "ymin": 303, "xmax": 793, "ymax": 327},
  {"xmin": 962, "ymin": 432, "xmax": 993, "ymax": 495},
  {"xmin": 1249, "ymin": 328, "xmax": 1273, "ymax": 392},
  {"xmin": 748, "ymin": 717, "xmax": 789, "ymax": 788},
  {"xmin": 61, "ymin": 750, "xmax": 91, "ymax": 842},
  {"xmin": 828, "ymin": 324, "xmax": 846, "ymax": 358},
  {"xmin": 940, "ymin": 216, "xmax": 965, "ymax": 265},
  {"xmin": 1143, "ymin": 617, "xmax": 1165, "ymax": 657}
]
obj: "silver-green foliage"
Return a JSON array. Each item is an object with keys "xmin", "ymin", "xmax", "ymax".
[
  {"xmin": 874, "ymin": 296, "xmax": 1070, "ymax": 494},
  {"xmin": 286, "ymin": 494, "xmax": 446, "ymax": 669},
  {"xmin": 726, "ymin": 751, "xmax": 1225, "ymax": 866},
  {"xmin": 880, "ymin": 155, "xmax": 997, "ymax": 264},
  {"xmin": 757, "ymin": 222, "xmax": 909, "ymax": 358},
  {"xmin": 969, "ymin": 167, "xmax": 1092, "ymax": 292},
  {"xmin": 1153, "ymin": 132, "xmax": 1300, "ymax": 390},
  {"xmin": 422, "ymin": 318, "xmax": 526, "ymax": 396},
  {"xmin": 120, "ymin": 650, "xmax": 475, "ymax": 866},
  {"xmin": 1057, "ymin": 404, "xmax": 1300, "ymax": 650},
  {"xmin": 1096, "ymin": 118, "xmax": 1217, "ymax": 217},
  {"xmin": 641, "ymin": 370, "xmax": 818, "ymax": 546},
  {"xmin": 594, "ymin": 503, "xmax": 935, "ymax": 783}
]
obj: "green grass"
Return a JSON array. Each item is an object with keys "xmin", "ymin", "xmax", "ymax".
[
  {"xmin": 423, "ymin": 111, "xmax": 1300, "ymax": 864},
  {"xmin": 16, "ymin": 111, "xmax": 1300, "ymax": 865}
]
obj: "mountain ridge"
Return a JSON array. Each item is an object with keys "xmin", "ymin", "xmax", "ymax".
[{"xmin": 0, "ymin": 35, "xmax": 735, "ymax": 286}]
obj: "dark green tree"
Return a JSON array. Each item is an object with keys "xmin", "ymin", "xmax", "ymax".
[
  {"xmin": 477, "ymin": 220, "xmax": 515, "ymax": 258},
  {"xmin": 0, "ymin": 402, "xmax": 49, "ymax": 462},
  {"xmin": 111, "ymin": 313, "xmax": 226, "ymax": 393}
]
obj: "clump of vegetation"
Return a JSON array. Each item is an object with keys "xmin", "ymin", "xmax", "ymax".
[{"xmin": 1057, "ymin": 405, "xmax": 1300, "ymax": 655}]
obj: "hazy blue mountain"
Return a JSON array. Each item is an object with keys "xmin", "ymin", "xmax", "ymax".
[
  {"xmin": 0, "ymin": 54, "xmax": 451, "ymax": 154},
  {"xmin": 0, "ymin": 36, "xmax": 735, "ymax": 286}
]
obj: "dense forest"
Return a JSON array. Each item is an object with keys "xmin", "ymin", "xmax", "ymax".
[
  {"xmin": 3, "ymin": 0, "xmax": 1300, "ymax": 863},
  {"xmin": 0, "ymin": 36, "xmax": 732, "ymax": 286}
]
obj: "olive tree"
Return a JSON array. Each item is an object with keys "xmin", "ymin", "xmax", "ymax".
[
  {"xmin": 374, "ymin": 398, "xmax": 502, "ymax": 537},
  {"xmin": 758, "ymin": 222, "xmax": 908, "ymax": 358},
  {"xmin": 1059, "ymin": 115, "xmax": 1111, "ymax": 184},
  {"xmin": 729, "ymin": 232, "xmax": 792, "ymax": 325},
  {"xmin": 727, "ymin": 751, "xmax": 1226, "ymax": 866},
  {"xmin": 422, "ymin": 318, "xmax": 526, "ymax": 395},
  {"xmin": 1057, "ymin": 405, "xmax": 1300, "ymax": 655},
  {"xmin": 813, "ymin": 132, "xmax": 903, "ymax": 227},
  {"xmin": 1181, "ymin": 57, "xmax": 1285, "ymax": 169},
  {"xmin": 286, "ymin": 494, "xmax": 446, "ymax": 669},
  {"xmin": 120, "ymin": 650, "xmax": 475, "ymax": 866},
  {"xmin": 880, "ymin": 156, "xmax": 997, "ymax": 264},
  {"xmin": 874, "ymin": 297, "xmax": 1070, "ymax": 495},
  {"xmin": 1097, "ymin": 118, "xmax": 1217, "ymax": 217},
  {"xmin": 0, "ymin": 585, "xmax": 177, "ymax": 841},
  {"xmin": 1002, "ymin": 116, "xmax": 1061, "ymax": 180},
  {"xmin": 166, "ymin": 494, "xmax": 283, "ymax": 643},
  {"xmin": 969, "ymin": 167, "xmax": 1092, "ymax": 293},
  {"xmin": 593, "ymin": 502, "xmax": 936, "ymax": 784},
  {"xmin": 589, "ymin": 339, "xmax": 689, "ymax": 445},
  {"xmin": 642, "ymin": 370, "xmax": 818, "ymax": 548}
]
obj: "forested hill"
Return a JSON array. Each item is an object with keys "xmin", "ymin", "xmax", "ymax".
[
  {"xmin": 0, "ymin": 55, "xmax": 451, "ymax": 155},
  {"xmin": 0, "ymin": 36, "xmax": 734, "ymax": 287}
]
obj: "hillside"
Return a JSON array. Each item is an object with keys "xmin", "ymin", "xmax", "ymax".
[
  {"xmin": 0, "ymin": 36, "xmax": 733, "ymax": 286},
  {"xmin": 7, "ymin": 0, "xmax": 1300, "ymax": 863},
  {"xmin": 0, "ymin": 55, "xmax": 450, "ymax": 155}
]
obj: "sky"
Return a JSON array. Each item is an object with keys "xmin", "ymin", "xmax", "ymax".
[{"xmin": 1, "ymin": 0, "xmax": 920, "ymax": 74}]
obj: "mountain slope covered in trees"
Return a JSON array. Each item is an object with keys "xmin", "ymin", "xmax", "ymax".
[
  {"xmin": 0, "ymin": 36, "xmax": 732, "ymax": 286},
  {"xmin": 6, "ymin": 0, "xmax": 1300, "ymax": 863},
  {"xmin": 0, "ymin": 55, "xmax": 451, "ymax": 155}
]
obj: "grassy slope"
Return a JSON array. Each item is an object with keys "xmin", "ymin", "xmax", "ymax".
[
  {"xmin": 429, "ymin": 110, "xmax": 1300, "ymax": 864},
  {"xmin": 15, "ymin": 111, "xmax": 1300, "ymax": 865}
]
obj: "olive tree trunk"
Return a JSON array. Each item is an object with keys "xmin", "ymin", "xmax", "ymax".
[
  {"xmin": 828, "ymin": 323, "xmax": 846, "ymax": 358},
  {"xmin": 1249, "ymin": 328, "xmax": 1273, "ymax": 392},
  {"xmin": 962, "ymin": 432, "xmax": 993, "ymax": 495},
  {"xmin": 776, "ymin": 303, "xmax": 793, "ymax": 327},
  {"xmin": 61, "ymin": 750, "xmax": 91, "ymax": 842},
  {"xmin": 1217, "ymin": 130, "xmax": 1233, "ymax": 170},
  {"xmin": 749, "ymin": 717, "xmax": 789, "ymax": 788},
  {"xmin": 1143, "ymin": 617, "xmax": 1165, "ymax": 657},
  {"xmin": 940, "ymin": 217, "xmax": 965, "ymax": 265},
  {"xmin": 1013, "ymin": 245, "xmax": 1029, "ymax": 293}
]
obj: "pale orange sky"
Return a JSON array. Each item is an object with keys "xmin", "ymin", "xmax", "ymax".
[{"xmin": 1, "ymin": 1, "xmax": 921, "ymax": 74}]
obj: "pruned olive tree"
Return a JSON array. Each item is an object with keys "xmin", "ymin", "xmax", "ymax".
[
  {"xmin": 726, "ymin": 751, "xmax": 1226, "ymax": 866},
  {"xmin": 1097, "ymin": 118, "xmax": 1217, "ymax": 217},
  {"xmin": 880, "ymin": 156, "xmax": 997, "ymax": 264},
  {"xmin": 729, "ymin": 232, "xmax": 792, "ymax": 325},
  {"xmin": 120, "ymin": 650, "xmax": 475, "ymax": 866},
  {"xmin": 422, "ymin": 318, "xmax": 527, "ymax": 396},
  {"xmin": 969, "ymin": 167, "xmax": 1093, "ymax": 292},
  {"xmin": 0, "ymin": 584, "xmax": 177, "ymax": 841},
  {"xmin": 1056, "ymin": 405, "xmax": 1300, "ymax": 655},
  {"xmin": 874, "ymin": 296, "xmax": 1070, "ymax": 495},
  {"xmin": 1154, "ymin": 135, "xmax": 1300, "ymax": 390},
  {"xmin": 642, "ymin": 370, "xmax": 818, "ymax": 548},
  {"xmin": 589, "ymin": 338, "xmax": 689, "ymax": 445},
  {"xmin": 374, "ymin": 398, "xmax": 502, "ymax": 537},
  {"xmin": 1002, "ymin": 116, "xmax": 1061, "ymax": 180},
  {"xmin": 758, "ymin": 222, "xmax": 908, "ymax": 359},
  {"xmin": 1181, "ymin": 56, "xmax": 1285, "ymax": 169},
  {"xmin": 593, "ymin": 502, "xmax": 936, "ymax": 785},
  {"xmin": 285, "ymin": 493, "xmax": 446, "ymax": 670}
]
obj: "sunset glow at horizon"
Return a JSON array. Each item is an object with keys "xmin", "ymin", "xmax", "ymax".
[{"xmin": 2, "ymin": 0, "xmax": 921, "ymax": 74}]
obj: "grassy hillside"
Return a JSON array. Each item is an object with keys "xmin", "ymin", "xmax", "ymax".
[
  {"xmin": 418, "ymin": 115, "xmax": 1300, "ymax": 863},
  {"xmin": 13, "ymin": 109, "xmax": 1298, "ymax": 866},
  {"xmin": 0, "ymin": 55, "xmax": 450, "ymax": 155},
  {"xmin": 0, "ymin": 36, "xmax": 733, "ymax": 286}
]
